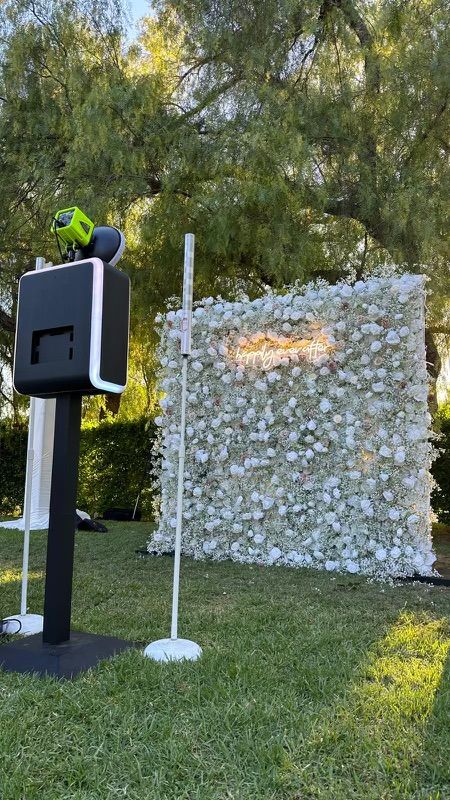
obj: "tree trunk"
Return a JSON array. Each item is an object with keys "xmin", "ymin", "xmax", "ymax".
[
  {"xmin": 425, "ymin": 329, "xmax": 442, "ymax": 415},
  {"xmin": 99, "ymin": 393, "xmax": 121, "ymax": 420},
  {"xmin": 0, "ymin": 308, "xmax": 15, "ymax": 333}
]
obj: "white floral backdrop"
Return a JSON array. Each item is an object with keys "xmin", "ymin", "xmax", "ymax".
[{"xmin": 148, "ymin": 274, "xmax": 436, "ymax": 577}]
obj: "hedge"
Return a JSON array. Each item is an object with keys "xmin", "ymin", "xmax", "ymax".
[
  {"xmin": 2, "ymin": 409, "xmax": 450, "ymax": 524},
  {"xmin": 0, "ymin": 424, "xmax": 28, "ymax": 516},
  {"xmin": 0, "ymin": 417, "xmax": 157, "ymax": 520},
  {"xmin": 431, "ymin": 404, "xmax": 450, "ymax": 524},
  {"xmin": 78, "ymin": 418, "xmax": 157, "ymax": 519}
]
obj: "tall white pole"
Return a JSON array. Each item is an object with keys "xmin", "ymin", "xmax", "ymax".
[
  {"xmin": 170, "ymin": 357, "xmax": 187, "ymax": 640},
  {"xmin": 20, "ymin": 395, "xmax": 36, "ymax": 616},
  {"xmin": 4, "ymin": 257, "xmax": 47, "ymax": 636},
  {"xmin": 144, "ymin": 234, "xmax": 202, "ymax": 662},
  {"xmin": 170, "ymin": 233, "xmax": 194, "ymax": 640},
  {"xmin": 20, "ymin": 257, "xmax": 45, "ymax": 615}
]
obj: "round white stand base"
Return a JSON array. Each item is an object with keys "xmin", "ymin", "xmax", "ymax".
[
  {"xmin": 144, "ymin": 638, "xmax": 202, "ymax": 663},
  {"xmin": 2, "ymin": 614, "xmax": 44, "ymax": 636}
]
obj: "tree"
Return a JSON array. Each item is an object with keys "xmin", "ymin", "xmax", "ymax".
[
  {"xmin": 143, "ymin": 0, "xmax": 448, "ymax": 280},
  {"xmin": 0, "ymin": 0, "xmax": 157, "ymax": 417},
  {"xmin": 139, "ymin": 0, "xmax": 450, "ymax": 404},
  {"xmin": 0, "ymin": 0, "xmax": 448, "ymax": 419}
]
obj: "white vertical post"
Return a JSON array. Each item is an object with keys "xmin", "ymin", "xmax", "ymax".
[
  {"xmin": 170, "ymin": 233, "xmax": 194, "ymax": 640},
  {"xmin": 20, "ymin": 396, "xmax": 36, "ymax": 615},
  {"xmin": 170, "ymin": 356, "xmax": 188, "ymax": 641},
  {"xmin": 3, "ymin": 257, "xmax": 47, "ymax": 636},
  {"xmin": 144, "ymin": 234, "xmax": 202, "ymax": 662},
  {"xmin": 20, "ymin": 257, "xmax": 45, "ymax": 616}
]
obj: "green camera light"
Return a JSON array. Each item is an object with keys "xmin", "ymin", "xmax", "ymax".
[{"xmin": 51, "ymin": 206, "xmax": 95, "ymax": 249}]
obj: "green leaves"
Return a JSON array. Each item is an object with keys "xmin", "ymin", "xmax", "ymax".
[{"xmin": 0, "ymin": 0, "xmax": 448, "ymax": 420}]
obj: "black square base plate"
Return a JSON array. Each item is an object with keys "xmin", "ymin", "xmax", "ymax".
[{"xmin": 0, "ymin": 631, "xmax": 136, "ymax": 679}]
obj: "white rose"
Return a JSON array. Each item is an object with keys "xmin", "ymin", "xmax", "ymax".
[
  {"xmin": 230, "ymin": 464, "xmax": 244, "ymax": 477},
  {"xmin": 394, "ymin": 449, "xmax": 406, "ymax": 464},
  {"xmin": 262, "ymin": 497, "xmax": 274, "ymax": 510}
]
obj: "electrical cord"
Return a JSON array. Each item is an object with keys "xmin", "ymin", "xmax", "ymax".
[
  {"xmin": 0, "ymin": 616, "xmax": 22, "ymax": 635},
  {"xmin": 52, "ymin": 217, "xmax": 66, "ymax": 263}
]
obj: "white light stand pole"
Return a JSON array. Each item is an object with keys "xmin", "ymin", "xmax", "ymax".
[
  {"xmin": 144, "ymin": 234, "xmax": 202, "ymax": 663},
  {"xmin": 3, "ymin": 257, "xmax": 48, "ymax": 636}
]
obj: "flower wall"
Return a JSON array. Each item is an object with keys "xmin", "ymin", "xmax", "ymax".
[{"xmin": 149, "ymin": 274, "xmax": 435, "ymax": 577}]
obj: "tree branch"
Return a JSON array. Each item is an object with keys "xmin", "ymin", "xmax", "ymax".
[
  {"xmin": 403, "ymin": 96, "xmax": 449, "ymax": 168},
  {"xmin": 330, "ymin": 0, "xmax": 380, "ymax": 93},
  {"xmin": 428, "ymin": 326, "xmax": 450, "ymax": 336},
  {"xmin": 0, "ymin": 308, "xmax": 15, "ymax": 333}
]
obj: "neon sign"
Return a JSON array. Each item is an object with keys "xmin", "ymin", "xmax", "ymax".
[{"xmin": 233, "ymin": 334, "xmax": 333, "ymax": 369}]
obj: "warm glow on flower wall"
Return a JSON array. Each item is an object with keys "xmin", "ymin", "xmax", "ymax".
[{"xmin": 232, "ymin": 333, "xmax": 334, "ymax": 369}]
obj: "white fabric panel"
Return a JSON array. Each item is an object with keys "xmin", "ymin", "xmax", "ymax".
[{"xmin": 0, "ymin": 398, "xmax": 55, "ymax": 530}]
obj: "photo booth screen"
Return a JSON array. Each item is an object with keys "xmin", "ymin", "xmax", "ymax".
[{"xmin": 150, "ymin": 274, "xmax": 435, "ymax": 578}]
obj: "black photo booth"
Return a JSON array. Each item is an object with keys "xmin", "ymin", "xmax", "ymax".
[
  {"xmin": 0, "ymin": 256, "xmax": 134, "ymax": 678},
  {"xmin": 14, "ymin": 258, "xmax": 129, "ymax": 397}
]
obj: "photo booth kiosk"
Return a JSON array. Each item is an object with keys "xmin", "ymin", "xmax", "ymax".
[{"xmin": 0, "ymin": 254, "xmax": 132, "ymax": 678}]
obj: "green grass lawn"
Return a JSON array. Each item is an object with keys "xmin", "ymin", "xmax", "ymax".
[{"xmin": 0, "ymin": 523, "xmax": 449, "ymax": 800}]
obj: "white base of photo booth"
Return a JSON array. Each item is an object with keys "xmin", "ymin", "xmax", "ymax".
[
  {"xmin": 2, "ymin": 614, "xmax": 44, "ymax": 637},
  {"xmin": 144, "ymin": 638, "xmax": 202, "ymax": 663}
]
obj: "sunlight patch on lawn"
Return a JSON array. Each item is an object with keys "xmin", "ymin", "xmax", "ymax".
[
  {"xmin": 0, "ymin": 569, "xmax": 43, "ymax": 585},
  {"xmin": 358, "ymin": 612, "xmax": 450, "ymax": 722},
  {"xmin": 282, "ymin": 612, "xmax": 450, "ymax": 797}
]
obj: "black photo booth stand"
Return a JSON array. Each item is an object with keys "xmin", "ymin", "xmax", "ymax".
[{"xmin": 0, "ymin": 256, "xmax": 134, "ymax": 679}]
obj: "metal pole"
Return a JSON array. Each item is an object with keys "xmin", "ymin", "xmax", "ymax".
[
  {"xmin": 144, "ymin": 233, "xmax": 202, "ymax": 661},
  {"xmin": 42, "ymin": 393, "xmax": 82, "ymax": 644},
  {"xmin": 132, "ymin": 493, "xmax": 140, "ymax": 521},
  {"xmin": 20, "ymin": 256, "xmax": 46, "ymax": 616},
  {"xmin": 170, "ymin": 233, "xmax": 194, "ymax": 641},
  {"xmin": 170, "ymin": 355, "xmax": 188, "ymax": 640},
  {"xmin": 20, "ymin": 398, "xmax": 35, "ymax": 615}
]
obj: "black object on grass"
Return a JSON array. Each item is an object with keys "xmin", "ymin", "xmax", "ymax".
[{"xmin": 103, "ymin": 508, "xmax": 142, "ymax": 522}]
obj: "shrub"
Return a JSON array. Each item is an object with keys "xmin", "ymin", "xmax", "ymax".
[
  {"xmin": 431, "ymin": 403, "xmax": 450, "ymax": 524},
  {"xmin": 78, "ymin": 417, "xmax": 157, "ymax": 519},
  {"xmin": 0, "ymin": 423, "xmax": 28, "ymax": 515},
  {"xmin": 0, "ymin": 417, "xmax": 157, "ymax": 520}
]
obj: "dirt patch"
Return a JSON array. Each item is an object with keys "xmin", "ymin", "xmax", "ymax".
[{"xmin": 433, "ymin": 532, "xmax": 450, "ymax": 579}]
